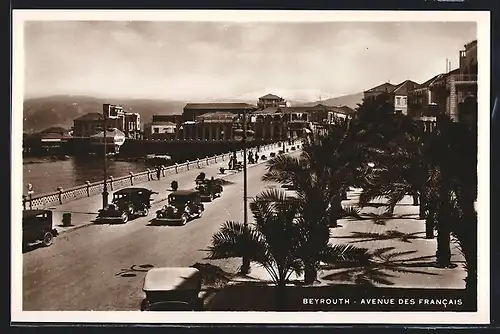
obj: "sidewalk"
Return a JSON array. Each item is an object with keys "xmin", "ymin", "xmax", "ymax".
[
  {"xmin": 47, "ymin": 142, "xmax": 297, "ymax": 235},
  {"xmin": 230, "ymin": 187, "xmax": 466, "ymax": 289}
]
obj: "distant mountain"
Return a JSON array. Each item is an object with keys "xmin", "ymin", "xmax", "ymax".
[
  {"xmin": 22, "ymin": 95, "xmax": 188, "ymax": 133},
  {"xmin": 299, "ymin": 92, "xmax": 364, "ymax": 109},
  {"xmin": 22, "ymin": 92, "xmax": 365, "ymax": 133}
]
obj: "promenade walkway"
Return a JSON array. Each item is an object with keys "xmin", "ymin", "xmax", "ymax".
[
  {"xmin": 230, "ymin": 187, "xmax": 466, "ymax": 290},
  {"xmin": 45, "ymin": 142, "xmax": 293, "ymax": 235}
]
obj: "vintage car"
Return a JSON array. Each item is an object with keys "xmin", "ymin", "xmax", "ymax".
[
  {"xmin": 153, "ymin": 190, "xmax": 204, "ymax": 225},
  {"xmin": 140, "ymin": 267, "xmax": 203, "ymax": 311},
  {"xmin": 23, "ymin": 209, "xmax": 57, "ymax": 248},
  {"xmin": 195, "ymin": 178, "xmax": 223, "ymax": 202},
  {"xmin": 95, "ymin": 187, "xmax": 158, "ymax": 223}
]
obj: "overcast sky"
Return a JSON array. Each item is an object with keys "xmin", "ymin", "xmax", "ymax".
[{"xmin": 24, "ymin": 21, "xmax": 477, "ymax": 101}]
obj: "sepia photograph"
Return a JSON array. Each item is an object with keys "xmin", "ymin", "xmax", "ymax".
[{"xmin": 11, "ymin": 10, "xmax": 490, "ymax": 324}]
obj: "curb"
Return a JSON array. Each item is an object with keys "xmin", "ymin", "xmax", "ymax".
[{"xmin": 52, "ymin": 146, "xmax": 296, "ymax": 237}]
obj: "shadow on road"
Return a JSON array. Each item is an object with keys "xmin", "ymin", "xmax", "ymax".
[
  {"xmin": 344, "ymin": 212, "xmax": 418, "ymax": 225},
  {"xmin": 333, "ymin": 230, "xmax": 426, "ymax": 244},
  {"xmin": 116, "ymin": 264, "xmax": 156, "ymax": 278},
  {"xmin": 22, "ymin": 242, "xmax": 48, "ymax": 254},
  {"xmin": 319, "ymin": 247, "xmax": 446, "ymax": 287}
]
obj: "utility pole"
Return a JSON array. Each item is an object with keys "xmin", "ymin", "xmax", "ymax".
[
  {"xmin": 102, "ymin": 104, "xmax": 109, "ymax": 209},
  {"xmin": 241, "ymin": 109, "xmax": 251, "ymax": 275}
]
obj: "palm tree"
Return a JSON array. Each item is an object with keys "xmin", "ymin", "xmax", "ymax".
[
  {"xmin": 207, "ymin": 189, "xmax": 371, "ymax": 309},
  {"xmin": 262, "ymin": 123, "xmax": 371, "ymax": 284},
  {"xmin": 357, "ymin": 126, "xmax": 429, "ymax": 217},
  {"xmin": 206, "ymin": 189, "xmax": 303, "ymax": 310}
]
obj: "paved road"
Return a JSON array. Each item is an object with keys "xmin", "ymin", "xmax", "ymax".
[
  {"xmin": 41, "ymin": 143, "xmax": 288, "ymax": 234},
  {"xmin": 22, "ymin": 156, "xmax": 293, "ymax": 311}
]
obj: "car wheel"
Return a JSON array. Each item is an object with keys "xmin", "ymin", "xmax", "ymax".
[
  {"xmin": 42, "ymin": 232, "xmax": 54, "ymax": 247},
  {"xmin": 181, "ymin": 214, "xmax": 188, "ymax": 226},
  {"xmin": 122, "ymin": 212, "xmax": 129, "ymax": 223},
  {"xmin": 143, "ymin": 208, "xmax": 149, "ymax": 216},
  {"xmin": 140, "ymin": 299, "xmax": 151, "ymax": 311},
  {"xmin": 197, "ymin": 210, "xmax": 203, "ymax": 218}
]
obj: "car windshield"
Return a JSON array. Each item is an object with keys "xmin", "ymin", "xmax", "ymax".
[{"xmin": 168, "ymin": 195, "xmax": 190, "ymax": 205}]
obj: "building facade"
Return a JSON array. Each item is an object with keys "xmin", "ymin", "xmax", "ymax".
[
  {"xmin": 392, "ymin": 80, "xmax": 420, "ymax": 115},
  {"xmin": 182, "ymin": 103, "xmax": 257, "ymax": 121},
  {"xmin": 364, "ymin": 80, "xmax": 420, "ymax": 115},
  {"xmin": 73, "ymin": 113, "xmax": 124, "ymax": 138},
  {"xmin": 363, "ymin": 82, "xmax": 398, "ymax": 103},
  {"xmin": 73, "ymin": 107, "xmax": 143, "ymax": 139},
  {"xmin": 428, "ymin": 40, "xmax": 478, "ymax": 122},
  {"xmin": 123, "ymin": 112, "xmax": 141, "ymax": 139},
  {"xmin": 257, "ymin": 94, "xmax": 287, "ymax": 110}
]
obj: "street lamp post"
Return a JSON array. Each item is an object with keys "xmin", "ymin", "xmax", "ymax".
[
  {"xmin": 102, "ymin": 105, "xmax": 109, "ymax": 209},
  {"xmin": 234, "ymin": 112, "xmax": 253, "ymax": 275},
  {"xmin": 241, "ymin": 111, "xmax": 251, "ymax": 275}
]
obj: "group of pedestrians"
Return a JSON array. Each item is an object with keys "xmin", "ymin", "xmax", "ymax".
[{"xmin": 228, "ymin": 151, "xmax": 261, "ymax": 170}]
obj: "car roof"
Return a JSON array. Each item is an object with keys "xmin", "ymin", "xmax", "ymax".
[
  {"xmin": 114, "ymin": 187, "xmax": 152, "ymax": 195},
  {"xmin": 143, "ymin": 267, "xmax": 201, "ymax": 292},
  {"xmin": 169, "ymin": 190, "xmax": 199, "ymax": 196},
  {"xmin": 23, "ymin": 209, "xmax": 51, "ymax": 218}
]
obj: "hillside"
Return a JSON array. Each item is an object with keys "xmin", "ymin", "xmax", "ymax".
[
  {"xmin": 22, "ymin": 92, "xmax": 364, "ymax": 133},
  {"xmin": 22, "ymin": 95, "xmax": 188, "ymax": 133},
  {"xmin": 301, "ymin": 92, "xmax": 364, "ymax": 109}
]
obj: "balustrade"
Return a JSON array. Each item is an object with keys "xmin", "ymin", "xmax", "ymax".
[{"xmin": 22, "ymin": 142, "xmax": 281, "ymax": 210}]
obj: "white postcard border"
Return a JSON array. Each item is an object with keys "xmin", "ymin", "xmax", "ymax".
[{"xmin": 11, "ymin": 9, "xmax": 491, "ymax": 325}]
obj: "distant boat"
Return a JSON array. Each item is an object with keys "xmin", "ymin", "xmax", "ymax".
[{"xmin": 145, "ymin": 154, "xmax": 173, "ymax": 166}]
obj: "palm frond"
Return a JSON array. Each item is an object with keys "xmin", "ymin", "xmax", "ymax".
[
  {"xmin": 206, "ymin": 221, "xmax": 268, "ymax": 263},
  {"xmin": 320, "ymin": 243, "xmax": 372, "ymax": 266}
]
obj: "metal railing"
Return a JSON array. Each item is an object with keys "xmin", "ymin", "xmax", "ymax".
[{"xmin": 22, "ymin": 142, "xmax": 285, "ymax": 210}]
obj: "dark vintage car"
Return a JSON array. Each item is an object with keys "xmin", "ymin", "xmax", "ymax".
[
  {"xmin": 140, "ymin": 267, "xmax": 203, "ymax": 311},
  {"xmin": 152, "ymin": 190, "xmax": 204, "ymax": 225},
  {"xmin": 96, "ymin": 187, "xmax": 158, "ymax": 224},
  {"xmin": 195, "ymin": 178, "xmax": 223, "ymax": 202},
  {"xmin": 23, "ymin": 209, "xmax": 57, "ymax": 248}
]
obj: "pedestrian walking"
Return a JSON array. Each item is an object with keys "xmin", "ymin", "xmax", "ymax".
[{"xmin": 156, "ymin": 165, "xmax": 161, "ymax": 180}]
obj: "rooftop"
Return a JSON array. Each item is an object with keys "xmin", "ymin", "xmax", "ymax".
[
  {"xmin": 184, "ymin": 103, "xmax": 256, "ymax": 110},
  {"xmin": 392, "ymin": 80, "xmax": 420, "ymax": 95},
  {"xmin": 151, "ymin": 121, "xmax": 177, "ymax": 126},
  {"xmin": 259, "ymin": 93, "xmax": 283, "ymax": 100},
  {"xmin": 75, "ymin": 112, "xmax": 104, "ymax": 121},
  {"xmin": 364, "ymin": 82, "xmax": 398, "ymax": 94},
  {"xmin": 415, "ymin": 74, "xmax": 444, "ymax": 89}
]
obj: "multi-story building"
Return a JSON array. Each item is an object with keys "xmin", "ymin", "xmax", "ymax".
[
  {"xmin": 257, "ymin": 94, "xmax": 287, "ymax": 110},
  {"xmin": 73, "ymin": 105, "xmax": 143, "ymax": 139},
  {"xmin": 408, "ymin": 74, "xmax": 443, "ymax": 118},
  {"xmin": 73, "ymin": 113, "xmax": 124, "ymax": 138},
  {"xmin": 180, "ymin": 112, "xmax": 237, "ymax": 141},
  {"xmin": 182, "ymin": 103, "xmax": 257, "ymax": 122},
  {"xmin": 363, "ymin": 82, "xmax": 398, "ymax": 103},
  {"xmin": 429, "ymin": 40, "xmax": 478, "ymax": 122},
  {"xmin": 363, "ymin": 80, "xmax": 419, "ymax": 115},
  {"xmin": 392, "ymin": 80, "xmax": 420, "ymax": 115},
  {"xmin": 123, "ymin": 112, "xmax": 141, "ymax": 139}
]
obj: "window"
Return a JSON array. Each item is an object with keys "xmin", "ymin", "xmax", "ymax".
[
  {"xmin": 154, "ymin": 128, "xmax": 159, "ymax": 133},
  {"xmin": 402, "ymin": 97, "xmax": 407, "ymax": 105},
  {"xmin": 396, "ymin": 97, "xmax": 401, "ymax": 105}
]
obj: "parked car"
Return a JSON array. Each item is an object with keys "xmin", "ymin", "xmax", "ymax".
[
  {"xmin": 96, "ymin": 187, "xmax": 158, "ymax": 224},
  {"xmin": 195, "ymin": 178, "xmax": 223, "ymax": 202},
  {"xmin": 140, "ymin": 267, "xmax": 203, "ymax": 311},
  {"xmin": 152, "ymin": 190, "xmax": 204, "ymax": 225},
  {"xmin": 23, "ymin": 209, "xmax": 57, "ymax": 248}
]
